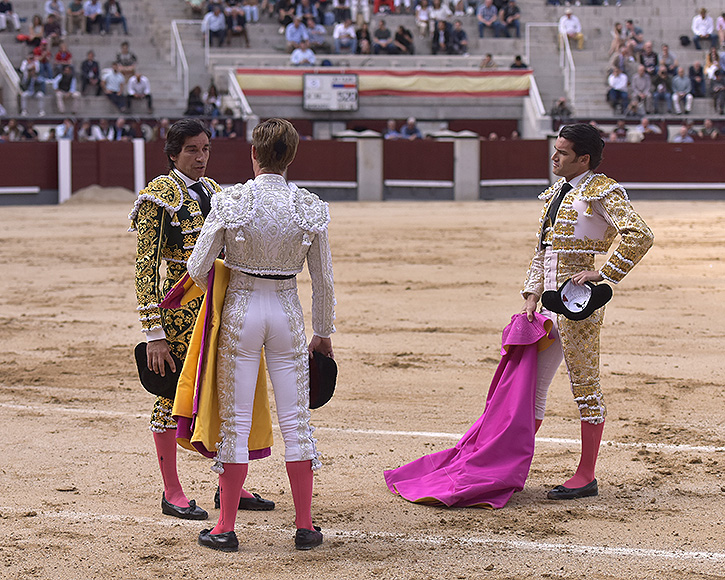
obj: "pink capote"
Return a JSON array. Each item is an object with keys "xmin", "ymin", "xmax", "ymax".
[{"xmin": 384, "ymin": 313, "xmax": 554, "ymax": 509}]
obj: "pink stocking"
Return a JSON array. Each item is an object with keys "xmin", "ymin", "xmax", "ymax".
[
  {"xmin": 286, "ymin": 460, "xmax": 314, "ymax": 530},
  {"xmin": 563, "ymin": 420, "xmax": 605, "ymax": 489},
  {"xmin": 212, "ymin": 463, "xmax": 248, "ymax": 535},
  {"xmin": 153, "ymin": 429, "xmax": 188, "ymax": 507}
]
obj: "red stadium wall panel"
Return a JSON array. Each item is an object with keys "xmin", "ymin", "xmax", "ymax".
[
  {"xmin": 288, "ymin": 140, "xmax": 357, "ymax": 182},
  {"xmin": 96, "ymin": 142, "xmax": 135, "ymax": 190},
  {"xmin": 145, "ymin": 140, "xmax": 170, "ymax": 183},
  {"xmin": 481, "ymin": 140, "xmax": 550, "ymax": 180},
  {"xmin": 71, "ymin": 142, "xmax": 99, "ymax": 191},
  {"xmin": 1, "ymin": 142, "xmax": 57, "ymax": 189},
  {"xmin": 206, "ymin": 141, "xmax": 254, "ymax": 185},
  {"xmin": 383, "ymin": 140, "xmax": 454, "ymax": 181}
]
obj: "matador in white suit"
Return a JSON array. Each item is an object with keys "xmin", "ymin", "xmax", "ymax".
[{"xmin": 187, "ymin": 118, "xmax": 335, "ymax": 553}]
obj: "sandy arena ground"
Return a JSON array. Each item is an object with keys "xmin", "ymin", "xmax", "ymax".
[{"xmin": 1, "ymin": 190, "xmax": 724, "ymax": 580}]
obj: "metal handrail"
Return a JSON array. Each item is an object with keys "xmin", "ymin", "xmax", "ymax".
[
  {"xmin": 560, "ymin": 32, "xmax": 577, "ymax": 106},
  {"xmin": 225, "ymin": 68, "xmax": 254, "ymax": 120},
  {"xmin": 528, "ymin": 74, "xmax": 547, "ymax": 118},
  {"xmin": 171, "ymin": 20, "xmax": 195, "ymax": 98},
  {"xmin": 0, "ymin": 42, "xmax": 20, "ymax": 112}
]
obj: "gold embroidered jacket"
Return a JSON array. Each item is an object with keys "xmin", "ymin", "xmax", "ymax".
[
  {"xmin": 523, "ymin": 172, "xmax": 654, "ymax": 298},
  {"xmin": 129, "ymin": 172, "xmax": 221, "ymax": 342}
]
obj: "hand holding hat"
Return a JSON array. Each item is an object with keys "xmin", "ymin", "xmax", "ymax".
[{"xmin": 541, "ymin": 272, "xmax": 612, "ymax": 321}]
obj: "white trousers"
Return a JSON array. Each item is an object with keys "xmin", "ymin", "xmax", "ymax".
[{"xmin": 215, "ymin": 273, "xmax": 319, "ymax": 467}]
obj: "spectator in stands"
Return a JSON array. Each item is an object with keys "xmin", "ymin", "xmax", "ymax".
[
  {"xmin": 185, "ymin": 85, "xmax": 205, "ymax": 115},
  {"xmin": 103, "ymin": 0, "xmax": 128, "ymax": 34},
  {"xmin": 53, "ymin": 41, "xmax": 73, "ymax": 75},
  {"xmin": 630, "ymin": 64, "xmax": 653, "ymax": 114},
  {"xmin": 33, "ymin": 40, "xmax": 54, "ymax": 79},
  {"xmin": 20, "ymin": 66, "xmax": 47, "ymax": 117},
  {"xmin": 101, "ymin": 61, "xmax": 127, "ymax": 112},
  {"xmin": 333, "ymin": 18, "xmax": 357, "ymax": 54},
  {"xmin": 3, "ymin": 119, "xmax": 24, "ymax": 141},
  {"xmin": 290, "ymin": 38, "xmax": 316, "ymax": 65},
  {"xmin": 66, "ymin": 0, "xmax": 84, "ymax": 35},
  {"xmin": 277, "ymin": 0, "xmax": 295, "ymax": 30},
  {"xmin": 671, "ymin": 124, "xmax": 694, "ymax": 143},
  {"xmin": 659, "ymin": 44, "xmax": 678, "ymax": 76},
  {"xmin": 0, "ymin": 1, "xmax": 21, "ymax": 31},
  {"xmin": 400, "ymin": 116, "xmax": 423, "ymax": 140},
  {"xmin": 285, "ymin": 16, "xmax": 309, "ymax": 53},
  {"xmin": 499, "ymin": 0, "xmax": 520, "ymax": 38},
  {"xmin": 613, "ymin": 119, "xmax": 627, "ymax": 139},
  {"xmin": 689, "ymin": 61, "xmax": 706, "ymax": 98},
  {"xmin": 479, "ymin": 53, "xmax": 497, "ymax": 69},
  {"xmin": 634, "ymin": 117, "xmax": 661, "ymax": 137},
  {"xmin": 609, "ymin": 22, "xmax": 625, "ymax": 56},
  {"xmin": 45, "ymin": 0, "xmax": 66, "ymax": 23},
  {"xmin": 429, "ymin": 0, "xmax": 452, "ymax": 28},
  {"xmin": 151, "ymin": 117, "xmax": 170, "ymax": 141},
  {"xmin": 692, "ymin": 7, "xmax": 716, "ymax": 51},
  {"xmin": 477, "ymin": 0, "xmax": 497, "ymax": 38},
  {"xmin": 415, "ymin": 0, "xmax": 431, "ymax": 37},
  {"xmin": 53, "ymin": 64, "xmax": 80, "ymax": 114},
  {"xmin": 91, "ymin": 118, "xmax": 114, "ymax": 140},
  {"xmin": 431, "ymin": 19, "xmax": 450, "ymax": 54},
  {"xmin": 27, "ymin": 14, "xmax": 45, "ymax": 47},
  {"xmin": 331, "ymin": 0, "xmax": 351, "ymax": 23},
  {"xmin": 699, "ymin": 118, "xmax": 719, "ymax": 139},
  {"xmin": 80, "ymin": 50, "xmax": 101, "ymax": 95},
  {"xmin": 356, "ymin": 21, "xmax": 371, "ymax": 54},
  {"xmin": 220, "ymin": 117, "xmax": 238, "ymax": 138},
  {"xmin": 639, "ymin": 42, "xmax": 658, "ymax": 77},
  {"xmin": 510, "ymin": 55, "xmax": 528, "ymax": 69},
  {"xmin": 306, "ymin": 15, "xmax": 331, "ymax": 53},
  {"xmin": 203, "ymin": 4, "xmax": 227, "ymax": 47},
  {"xmin": 243, "ymin": 0, "xmax": 260, "ymax": 23},
  {"xmin": 672, "ymin": 67, "xmax": 694, "ymax": 115},
  {"xmin": 550, "ymin": 96, "xmax": 573, "ymax": 121},
  {"xmin": 606, "ymin": 130, "xmax": 624, "ymax": 142},
  {"xmin": 227, "ymin": 3, "xmax": 250, "ymax": 47},
  {"xmin": 115, "ymin": 41, "xmax": 137, "ymax": 79},
  {"xmin": 394, "ymin": 0, "xmax": 412, "ymax": 15},
  {"xmin": 608, "ymin": 44, "xmax": 634, "ymax": 77},
  {"xmin": 607, "ymin": 64, "xmax": 629, "ymax": 114},
  {"xmin": 383, "ymin": 119, "xmax": 401, "ymax": 139},
  {"xmin": 55, "ymin": 118, "xmax": 75, "ymax": 140},
  {"xmin": 558, "ymin": 9, "xmax": 583, "ymax": 50},
  {"xmin": 127, "ymin": 71, "xmax": 153, "ymax": 113},
  {"xmin": 22, "ymin": 120, "xmax": 39, "ymax": 141},
  {"xmin": 350, "ymin": 0, "xmax": 370, "ymax": 24},
  {"xmin": 111, "ymin": 116, "xmax": 135, "ymax": 140},
  {"xmin": 652, "ymin": 65, "xmax": 672, "ymax": 114},
  {"xmin": 624, "ymin": 19, "xmax": 643, "ymax": 53},
  {"xmin": 296, "ymin": 0, "xmax": 319, "ymax": 23},
  {"xmin": 203, "ymin": 83, "xmax": 221, "ymax": 116},
  {"xmin": 20, "ymin": 52, "xmax": 41, "ymax": 83},
  {"xmin": 705, "ymin": 46, "xmax": 722, "ymax": 81},
  {"xmin": 394, "ymin": 24, "xmax": 414, "ymax": 55},
  {"xmin": 83, "ymin": 0, "xmax": 103, "ymax": 34},
  {"xmin": 450, "ymin": 19, "xmax": 469, "ymax": 55},
  {"xmin": 712, "ymin": 69, "xmax": 725, "ymax": 115},
  {"xmin": 717, "ymin": 12, "xmax": 725, "ymax": 49},
  {"xmin": 44, "ymin": 13, "xmax": 64, "ymax": 45},
  {"xmin": 373, "ymin": 19, "xmax": 395, "ymax": 54},
  {"xmin": 77, "ymin": 119, "xmax": 93, "ymax": 141}
]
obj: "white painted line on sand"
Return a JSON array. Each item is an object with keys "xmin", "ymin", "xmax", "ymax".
[
  {"xmin": 1, "ymin": 402, "xmax": 723, "ymax": 454},
  {"xmin": 1, "ymin": 506, "xmax": 723, "ymax": 564}
]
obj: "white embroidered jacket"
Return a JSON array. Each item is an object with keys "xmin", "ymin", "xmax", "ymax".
[
  {"xmin": 523, "ymin": 172, "xmax": 654, "ymax": 298},
  {"xmin": 187, "ymin": 173, "xmax": 336, "ymax": 338}
]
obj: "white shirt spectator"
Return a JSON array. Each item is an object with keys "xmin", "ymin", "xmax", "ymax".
[
  {"xmin": 430, "ymin": 2, "xmax": 452, "ymax": 22},
  {"xmin": 127, "ymin": 74, "xmax": 151, "ymax": 96},
  {"xmin": 608, "ymin": 70, "xmax": 628, "ymax": 92},
  {"xmin": 290, "ymin": 46, "xmax": 316, "ymax": 66},
  {"xmin": 559, "ymin": 13, "xmax": 582, "ymax": 36},
  {"xmin": 692, "ymin": 12, "xmax": 714, "ymax": 36},
  {"xmin": 102, "ymin": 68, "xmax": 124, "ymax": 92},
  {"xmin": 333, "ymin": 21, "xmax": 355, "ymax": 40},
  {"xmin": 91, "ymin": 122, "xmax": 114, "ymax": 141},
  {"xmin": 45, "ymin": 0, "xmax": 65, "ymax": 18},
  {"xmin": 82, "ymin": 0, "xmax": 102, "ymax": 17},
  {"xmin": 202, "ymin": 9, "xmax": 226, "ymax": 32}
]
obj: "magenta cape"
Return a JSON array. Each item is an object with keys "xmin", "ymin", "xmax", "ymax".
[{"xmin": 384, "ymin": 313, "xmax": 554, "ymax": 509}]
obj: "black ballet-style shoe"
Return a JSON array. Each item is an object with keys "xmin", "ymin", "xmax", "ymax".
[
  {"xmin": 546, "ymin": 479, "xmax": 599, "ymax": 500},
  {"xmin": 161, "ymin": 493, "xmax": 209, "ymax": 520},
  {"xmin": 198, "ymin": 529, "xmax": 239, "ymax": 552},
  {"xmin": 214, "ymin": 487, "xmax": 275, "ymax": 511},
  {"xmin": 294, "ymin": 525, "xmax": 323, "ymax": 550}
]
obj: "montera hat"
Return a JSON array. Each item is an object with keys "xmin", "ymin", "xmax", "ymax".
[
  {"xmin": 134, "ymin": 342, "xmax": 182, "ymax": 400},
  {"xmin": 541, "ymin": 278, "xmax": 612, "ymax": 321},
  {"xmin": 309, "ymin": 351, "xmax": 337, "ymax": 409}
]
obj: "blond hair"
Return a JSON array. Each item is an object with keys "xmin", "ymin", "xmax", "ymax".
[{"xmin": 252, "ymin": 118, "xmax": 299, "ymax": 173}]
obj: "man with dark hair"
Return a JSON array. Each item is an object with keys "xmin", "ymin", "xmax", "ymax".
[
  {"xmin": 521, "ymin": 123, "xmax": 653, "ymax": 501},
  {"xmin": 129, "ymin": 118, "xmax": 275, "ymax": 521}
]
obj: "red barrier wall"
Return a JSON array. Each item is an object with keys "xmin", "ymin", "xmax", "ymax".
[
  {"xmin": 384, "ymin": 140, "xmax": 454, "ymax": 180},
  {"xmin": 288, "ymin": 140, "xmax": 357, "ymax": 182},
  {"xmin": 96, "ymin": 142, "xmax": 134, "ymax": 189},
  {"xmin": 0, "ymin": 142, "xmax": 57, "ymax": 188},
  {"xmin": 481, "ymin": 139, "xmax": 550, "ymax": 180}
]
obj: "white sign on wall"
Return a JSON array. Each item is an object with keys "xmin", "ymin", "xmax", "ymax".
[{"xmin": 303, "ymin": 74, "xmax": 359, "ymax": 111}]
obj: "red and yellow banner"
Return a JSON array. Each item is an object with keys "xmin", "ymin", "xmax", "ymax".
[{"xmin": 235, "ymin": 68, "xmax": 532, "ymax": 98}]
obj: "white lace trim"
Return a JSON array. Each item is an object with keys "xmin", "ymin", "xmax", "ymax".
[
  {"xmin": 137, "ymin": 303, "xmax": 159, "ymax": 311},
  {"xmin": 142, "ymin": 324, "xmax": 163, "ymax": 333},
  {"xmin": 128, "ymin": 175, "xmax": 187, "ymax": 226},
  {"xmin": 613, "ymin": 250, "xmax": 634, "ymax": 266},
  {"xmin": 139, "ymin": 314, "xmax": 162, "ymax": 322}
]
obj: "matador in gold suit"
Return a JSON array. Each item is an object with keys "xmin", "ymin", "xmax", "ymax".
[
  {"xmin": 522, "ymin": 124, "xmax": 653, "ymax": 500},
  {"xmin": 129, "ymin": 119, "xmax": 273, "ymax": 519}
]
